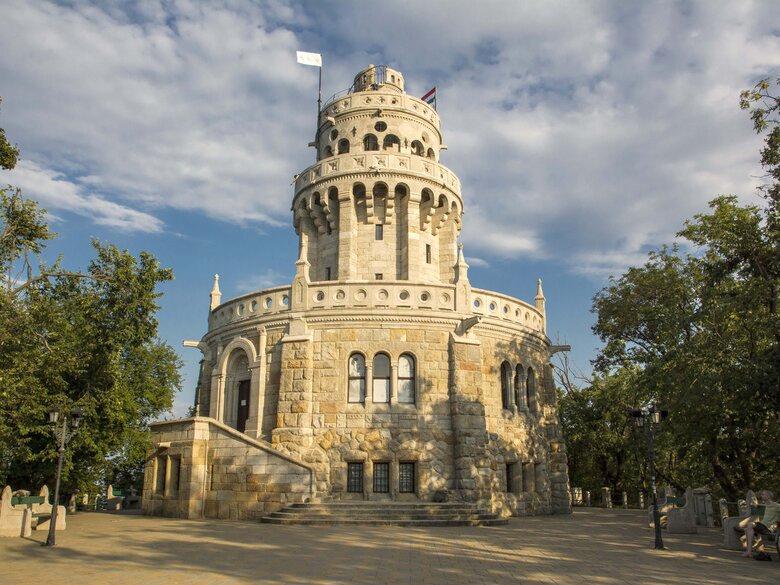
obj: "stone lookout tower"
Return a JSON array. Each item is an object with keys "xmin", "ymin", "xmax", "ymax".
[{"xmin": 142, "ymin": 65, "xmax": 572, "ymax": 522}]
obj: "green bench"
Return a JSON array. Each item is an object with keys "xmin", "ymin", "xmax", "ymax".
[{"xmin": 11, "ymin": 495, "xmax": 50, "ymax": 526}]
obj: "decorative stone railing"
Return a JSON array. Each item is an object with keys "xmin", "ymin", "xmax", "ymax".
[
  {"xmin": 305, "ymin": 281, "xmax": 457, "ymax": 312},
  {"xmin": 471, "ymin": 288, "xmax": 545, "ymax": 332},
  {"xmin": 294, "ymin": 153, "xmax": 461, "ymax": 198},
  {"xmin": 320, "ymin": 91, "xmax": 440, "ymax": 131},
  {"xmin": 209, "ymin": 282, "xmax": 545, "ymax": 334},
  {"xmin": 209, "ymin": 285, "xmax": 292, "ymax": 330}
]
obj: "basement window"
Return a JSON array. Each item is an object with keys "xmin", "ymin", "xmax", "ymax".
[
  {"xmin": 399, "ymin": 462, "xmax": 415, "ymax": 493},
  {"xmin": 347, "ymin": 462, "xmax": 364, "ymax": 493},
  {"xmin": 373, "ymin": 462, "xmax": 389, "ymax": 493}
]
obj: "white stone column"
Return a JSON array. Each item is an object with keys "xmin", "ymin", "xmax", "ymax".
[
  {"xmin": 209, "ymin": 373, "xmax": 224, "ymax": 423},
  {"xmin": 245, "ymin": 328, "xmax": 267, "ymax": 439},
  {"xmin": 389, "ymin": 363, "xmax": 398, "ymax": 405}
]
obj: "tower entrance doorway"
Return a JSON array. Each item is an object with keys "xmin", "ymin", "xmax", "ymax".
[{"xmin": 236, "ymin": 379, "xmax": 250, "ymax": 432}]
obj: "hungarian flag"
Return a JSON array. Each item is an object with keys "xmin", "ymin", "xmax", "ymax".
[{"xmin": 421, "ymin": 87, "xmax": 437, "ymax": 109}]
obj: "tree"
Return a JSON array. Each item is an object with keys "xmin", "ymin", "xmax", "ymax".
[
  {"xmin": 0, "ymin": 99, "xmax": 181, "ymax": 495},
  {"xmin": 562, "ymin": 79, "xmax": 780, "ymax": 500}
]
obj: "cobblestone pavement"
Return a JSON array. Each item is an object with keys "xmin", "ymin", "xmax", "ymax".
[{"xmin": 0, "ymin": 508, "xmax": 776, "ymax": 584}]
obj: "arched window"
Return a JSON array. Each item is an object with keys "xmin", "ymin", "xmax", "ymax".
[
  {"xmin": 514, "ymin": 365, "xmax": 525, "ymax": 409},
  {"xmin": 411, "ymin": 140, "xmax": 424, "ymax": 156},
  {"xmin": 426, "ymin": 147, "xmax": 435, "ymax": 160},
  {"xmin": 500, "ymin": 361, "xmax": 513, "ymax": 410},
  {"xmin": 323, "ymin": 145, "xmax": 333, "ymax": 158},
  {"xmin": 383, "ymin": 134, "xmax": 400, "ymax": 151},
  {"xmin": 526, "ymin": 367, "xmax": 536, "ymax": 413},
  {"xmin": 398, "ymin": 354, "xmax": 416, "ymax": 404},
  {"xmin": 363, "ymin": 134, "xmax": 379, "ymax": 151},
  {"xmin": 348, "ymin": 353, "xmax": 366, "ymax": 403},
  {"xmin": 338, "ymin": 139, "xmax": 350, "ymax": 154},
  {"xmin": 372, "ymin": 353, "xmax": 390, "ymax": 403}
]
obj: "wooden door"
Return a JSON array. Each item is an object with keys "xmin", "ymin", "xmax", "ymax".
[{"xmin": 236, "ymin": 379, "xmax": 250, "ymax": 432}]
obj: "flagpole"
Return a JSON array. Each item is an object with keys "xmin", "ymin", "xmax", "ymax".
[{"xmin": 316, "ymin": 65, "xmax": 322, "ymax": 143}]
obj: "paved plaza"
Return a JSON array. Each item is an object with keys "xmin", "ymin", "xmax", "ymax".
[{"xmin": 0, "ymin": 508, "xmax": 775, "ymax": 584}]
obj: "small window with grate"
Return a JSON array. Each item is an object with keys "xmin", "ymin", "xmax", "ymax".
[
  {"xmin": 347, "ymin": 462, "xmax": 364, "ymax": 493},
  {"xmin": 373, "ymin": 462, "xmax": 389, "ymax": 493},
  {"xmin": 375, "ymin": 273, "xmax": 383, "ymax": 280},
  {"xmin": 426, "ymin": 244, "xmax": 431, "ymax": 264},
  {"xmin": 399, "ymin": 462, "xmax": 415, "ymax": 493},
  {"xmin": 505, "ymin": 463, "xmax": 514, "ymax": 493}
]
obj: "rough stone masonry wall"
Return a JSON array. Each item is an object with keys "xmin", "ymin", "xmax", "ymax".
[
  {"xmin": 476, "ymin": 329, "xmax": 571, "ymax": 515},
  {"xmin": 142, "ymin": 418, "xmax": 313, "ymax": 520},
  {"xmin": 272, "ymin": 323, "xmax": 456, "ymax": 500}
]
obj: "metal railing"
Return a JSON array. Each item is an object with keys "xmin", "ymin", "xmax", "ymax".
[{"xmin": 321, "ymin": 65, "xmax": 390, "ymax": 110}]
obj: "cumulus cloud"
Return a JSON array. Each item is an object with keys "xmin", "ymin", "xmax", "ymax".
[
  {"xmin": 1, "ymin": 160, "xmax": 163, "ymax": 232},
  {"xmin": 1, "ymin": 1, "xmax": 778, "ymax": 275}
]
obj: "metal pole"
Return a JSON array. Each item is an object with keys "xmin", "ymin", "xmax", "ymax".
[
  {"xmin": 46, "ymin": 415, "xmax": 67, "ymax": 547},
  {"xmin": 314, "ymin": 65, "xmax": 322, "ymax": 145},
  {"xmin": 647, "ymin": 417, "xmax": 664, "ymax": 550}
]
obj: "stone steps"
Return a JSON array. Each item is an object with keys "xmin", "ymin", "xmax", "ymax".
[{"xmin": 260, "ymin": 501, "xmax": 507, "ymax": 526}]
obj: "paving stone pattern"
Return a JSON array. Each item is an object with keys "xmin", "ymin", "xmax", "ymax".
[{"xmin": 1, "ymin": 508, "xmax": 776, "ymax": 584}]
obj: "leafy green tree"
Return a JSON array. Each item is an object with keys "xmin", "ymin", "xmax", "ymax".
[
  {"xmin": 561, "ymin": 79, "xmax": 780, "ymax": 501},
  {"xmin": 0, "ymin": 97, "xmax": 19, "ymax": 171},
  {"xmin": 0, "ymin": 99, "xmax": 181, "ymax": 495}
]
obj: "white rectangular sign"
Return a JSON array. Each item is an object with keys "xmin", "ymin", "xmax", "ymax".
[{"xmin": 296, "ymin": 51, "xmax": 322, "ymax": 67}]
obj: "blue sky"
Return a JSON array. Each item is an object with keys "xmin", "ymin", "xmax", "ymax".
[{"xmin": 1, "ymin": 1, "xmax": 778, "ymax": 416}]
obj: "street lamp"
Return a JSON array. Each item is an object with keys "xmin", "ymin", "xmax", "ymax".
[
  {"xmin": 45, "ymin": 407, "xmax": 82, "ymax": 547},
  {"xmin": 629, "ymin": 405, "xmax": 668, "ymax": 550}
]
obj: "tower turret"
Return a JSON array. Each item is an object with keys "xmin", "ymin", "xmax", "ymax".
[{"xmin": 292, "ymin": 65, "xmax": 462, "ymax": 284}]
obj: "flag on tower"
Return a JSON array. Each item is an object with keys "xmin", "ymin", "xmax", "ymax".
[
  {"xmin": 421, "ymin": 86, "xmax": 437, "ymax": 109},
  {"xmin": 296, "ymin": 51, "xmax": 322, "ymax": 67}
]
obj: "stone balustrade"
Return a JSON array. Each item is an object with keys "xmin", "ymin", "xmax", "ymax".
[
  {"xmin": 209, "ymin": 282, "xmax": 544, "ymax": 334},
  {"xmin": 294, "ymin": 153, "xmax": 461, "ymax": 197},
  {"xmin": 321, "ymin": 91, "xmax": 440, "ymax": 131},
  {"xmin": 471, "ymin": 288, "xmax": 545, "ymax": 332},
  {"xmin": 209, "ymin": 285, "xmax": 292, "ymax": 330}
]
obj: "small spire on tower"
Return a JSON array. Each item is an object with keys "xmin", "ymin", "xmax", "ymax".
[
  {"xmin": 535, "ymin": 278, "xmax": 545, "ymax": 301},
  {"xmin": 210, "ymin": 274, "xmax": 222, "ymax": 311},
  {"xmin": 454, "ymin": 242, "xmax": 469, "ymax": 283}
]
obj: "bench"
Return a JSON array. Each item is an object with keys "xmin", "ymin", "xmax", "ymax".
[
  {"xmin": 0, "ymin": 486, "xmax": 32, "ymax": 537},
  {"xmin": 667, "ymin": 488, "xmax": 697, "ymax": 533},
  {"xmin": 720, "ymin": 491, "xmax": 758, "ymax": 550},
  {"xmin": 733, "ymin": 505, "xmax": 780, "ymax": 557},
  {"xmin": 13, "ymin": 486, "xmax": 67, "ymax": 530}
]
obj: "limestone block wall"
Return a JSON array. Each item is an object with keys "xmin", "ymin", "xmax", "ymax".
[
  {"xmin": 142, "ymin": 417, "xmax": 314, "ymax": 520},
  {"xmin": 273, "ymin": 323, "xmax": 456, "ymax": 500}
]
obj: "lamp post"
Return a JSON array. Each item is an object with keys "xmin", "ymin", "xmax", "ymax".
[
  {"xmin": 629, "ymin": 405, "xmax": 668, "ymax": 550},
  {"xmin": 45, "ymin": 407, "xmax": 82, "ymax": 547}
]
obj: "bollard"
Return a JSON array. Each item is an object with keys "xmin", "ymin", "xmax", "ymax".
[
  {"xmin": 639, "ymin": 492, "xmax": 645, "ymax": 509},
  {"xmin": 585, "ymin": 490, "xmax": 591, "ymax": 507},
  {"xmin": 602, "ymin": 487, "xmax": 612, "ymax": 508},
  {"xmin": 622, "ymin": 491, "xmax": 628, "ymax": 509}
]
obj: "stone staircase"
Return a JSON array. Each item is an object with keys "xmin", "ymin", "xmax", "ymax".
[{"xmin": 260, "ymin": 501, "xmax": 508, "ymax": 526}]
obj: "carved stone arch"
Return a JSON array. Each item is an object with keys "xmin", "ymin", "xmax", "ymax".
[
  {"xmin": 218, "ymin": 337, "xmax": 258, "ymax": 376},
  {"xmin": 353, "ymin": 182, "xmax": 367, "ymax": 223}
]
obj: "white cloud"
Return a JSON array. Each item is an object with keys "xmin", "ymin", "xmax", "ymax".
[
  {"xmin": 465, "ymin": 256, "xmax": 489, "ymax": 268},
  {"xmin": 1, "ymin": 1, "xmax": 778, "ymax": 276},
  {"xmin": 1, "ymin": 160, "xmax": 163, "ymax": 232}
]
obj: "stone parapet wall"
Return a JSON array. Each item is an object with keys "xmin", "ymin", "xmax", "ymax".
[{"xmin": 142, "ymin": 417, "xmax": 314, "ymax": 520}]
